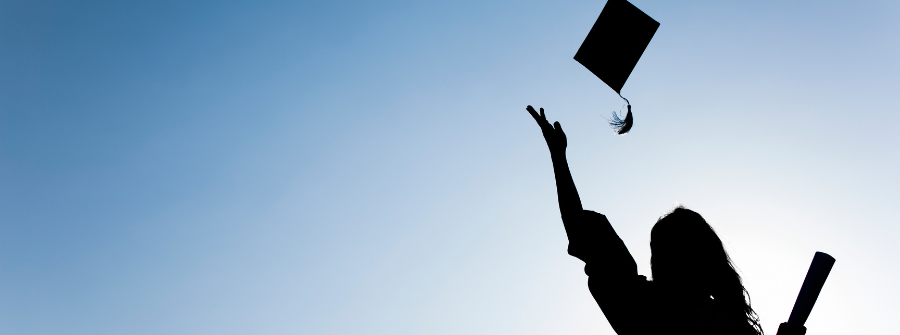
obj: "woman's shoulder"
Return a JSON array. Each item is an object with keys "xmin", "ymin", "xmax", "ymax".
[{"xmin": 708, "ymin": 308, "xmax": 758, "ymax": 335}]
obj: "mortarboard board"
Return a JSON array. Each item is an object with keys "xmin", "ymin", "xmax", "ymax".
[{"xmin": 574, "ymin": 0, "xmax": 659, "ymax": 134}]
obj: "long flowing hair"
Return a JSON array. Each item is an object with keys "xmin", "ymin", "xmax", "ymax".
[{"xmin": 650, "ymin": 207, "xmax": 763, "ymax": 335}]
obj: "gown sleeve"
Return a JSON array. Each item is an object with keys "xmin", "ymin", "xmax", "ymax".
[{"xmin": 563, "ymin": 210, "xmax": 655, "ymax": 335}]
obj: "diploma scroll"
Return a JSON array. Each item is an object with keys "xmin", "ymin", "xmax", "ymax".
[{"xmin": 776, "ymin": 251, "xmax": 836, "ymax": 335}]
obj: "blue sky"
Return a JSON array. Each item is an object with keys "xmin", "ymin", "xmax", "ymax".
[{"xmin": 1, "ymin": 1, "xmax": 898, "ymax": 334}]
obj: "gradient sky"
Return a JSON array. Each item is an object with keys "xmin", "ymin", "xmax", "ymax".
[{"xmin": 1, "ymin": 1, "xmax": 898, "ymax": 334}]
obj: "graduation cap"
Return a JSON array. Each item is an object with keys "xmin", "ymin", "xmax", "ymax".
[{"xmin": 574, "ymin": 0, "xmax": 659, "ymax": 134}]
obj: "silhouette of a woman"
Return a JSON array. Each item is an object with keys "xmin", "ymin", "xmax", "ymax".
[{"xmin": 526, "ymin": 106, "xmax": 763, "ymax": 335}]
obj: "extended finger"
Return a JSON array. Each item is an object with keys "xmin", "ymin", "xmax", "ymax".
[
  {"xmin": 526, "ymin": 105, "xmax": 541, "ymax": 121},
  {"xmin": 555, "ymin": 121, "xmax": 567, "ymax": 133}
]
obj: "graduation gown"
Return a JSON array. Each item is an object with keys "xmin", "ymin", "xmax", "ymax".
[{"xmin": 562, "ymin": 210, "xmax": 755, "ymax": 335}]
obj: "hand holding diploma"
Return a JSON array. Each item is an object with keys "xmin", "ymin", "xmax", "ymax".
[{"xmin": 777, "ymin": 252, "xmax": 836, "ymax": 335}]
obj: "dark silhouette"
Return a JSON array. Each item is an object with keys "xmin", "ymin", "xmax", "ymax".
[
  {"xmin": 574, "ymin": 0, "xmax": 658, "ymax": 94},
  {"xmin": 776, "ymin": 252, "xmax": 836, "ymax": 335},
  {"xmin": 574, "ymin": 0, "xmax": 659, "ymax": 134},
  {"xmin": 526, "ymin": 105, "xmax": 762, "ymax": 335}
]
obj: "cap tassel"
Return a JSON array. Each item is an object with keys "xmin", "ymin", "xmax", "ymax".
[{"xmin": 607, "ymin": 94, "xmax": 633, "ymax": 135}]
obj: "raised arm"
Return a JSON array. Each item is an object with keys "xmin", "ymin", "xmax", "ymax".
[
  {"xmin": 526, "ymin": 106, "xmax": 646, "ymax": 335},
  {"xmin": 526, "ymin": 106, "xmax": 583, "ymax": 221}
]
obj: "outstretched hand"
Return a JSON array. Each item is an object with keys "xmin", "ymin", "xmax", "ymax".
[{"xmin": 526, "ymin": 105, "xmax": 567, "ymax": 153}]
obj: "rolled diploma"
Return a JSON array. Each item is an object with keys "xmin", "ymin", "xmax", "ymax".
[{"xmin": 787, "ymin": 251, "xmax": 836, "ymax": 325}]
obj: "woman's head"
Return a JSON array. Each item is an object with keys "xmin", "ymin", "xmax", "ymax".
[
  {"xmin": 650, "ymin": 206, "xmax": 762, "ymax": 334},
  {"xmin": 650, "ymin": 207, "xmax": 729, "ymax": 291}
]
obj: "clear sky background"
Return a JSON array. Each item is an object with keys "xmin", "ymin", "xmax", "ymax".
[{"xmin": 1, "ymin": 0, "xmax": 898, "ymax": 334}]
